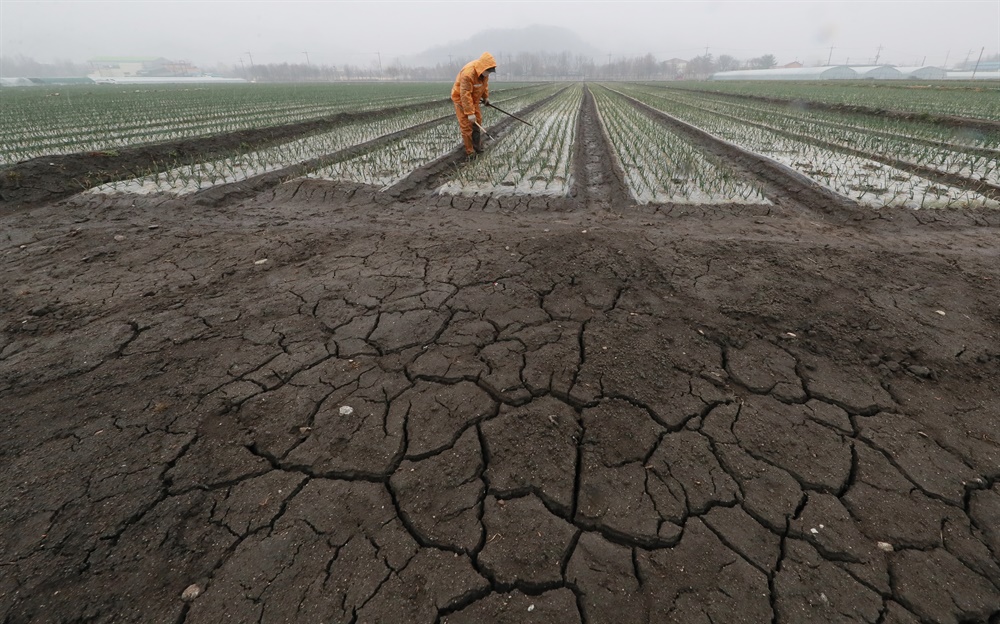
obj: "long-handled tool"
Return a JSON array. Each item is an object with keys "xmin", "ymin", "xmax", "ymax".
[
  {"xmin": 473, "ymin": 121, "xmax": 494, "ymax": 140},
  {"xmin": 485, "ymin": 102, "xmax": 533, "ymax": 127}
]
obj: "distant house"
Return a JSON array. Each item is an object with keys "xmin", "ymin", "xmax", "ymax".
[
  {"xmin": 88, "ymin": 57, "xmax": 165, "ymax": 78},
  {"xmin": 87, "ymin": 57, "xmax": 200, "ymax": 78},
  {"xmin": 661, "ymin": 57, "xmax": 688, "ymax": 79},
  {"xmin": 86, "ymin": 56, "xmax": 244, "ymax": 85},
  {"xmin": 781, "ymin": 61, "xmax": 803, "ymax": 68}
]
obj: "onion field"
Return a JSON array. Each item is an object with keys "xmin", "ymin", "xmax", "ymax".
[{"xmin": 3, "ymin": 79, "xmax": 998, "ymax": 210}]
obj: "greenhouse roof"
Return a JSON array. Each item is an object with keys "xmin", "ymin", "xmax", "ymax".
[
  {"xmin": 892, "ymin": 66, "xmax": 944, "ymax": 73},
  {"xmin": 88, "ymin": 56, "xmax": 165, "ymax": 63},
  {"xmin": 944, "ymin": 70, "xmax": 1000, "ymax": 80},
  {"xmin": 710, "ymin": 66, "xmax": 857, "ymax": 80}
]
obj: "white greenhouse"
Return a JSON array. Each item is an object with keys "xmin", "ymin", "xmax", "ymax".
[
  {"xmin": 710, "ymin": 66, "xmax": 858, "ymax": 81},
  {"xmin": 894, "ymin": 66, "xmax": 947, "ymax": 80},
  {"xmin": 708, "ymin": 64, "xmax": 963, "ymax": 81},
  {"xmin": 851, "ymin": 66, "xmax": 905, "ymax": 79},
  {"xmin": 944, "ymin": 70, "xmax": 1000, "ymax": 81}
]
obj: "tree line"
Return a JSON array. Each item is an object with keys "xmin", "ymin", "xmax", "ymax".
[
  {"xmin": 2, "ymin": 51, "xmax": 782, "ymax": 82},
  {"xmin": 225, "ymin": 51, "xmax": 782, "ymax": 82}
]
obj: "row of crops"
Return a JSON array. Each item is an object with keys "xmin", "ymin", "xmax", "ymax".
[
  {"xmin": 439, "ymin": 83, "xmax": 582, "ymax": 196},
  {"xmin": 1, "ymin": 83, "xmax": 517, "ymax": 165},
  {"xmin": 88, "ymin": 84, "xmax": 565, "ymax": 196},
  {"xmin": 592, "ymin": 86, "xmax": 769, "ymax": 204},
  {"xmin": 5, "ymin": 80, "xmax": 999, "ymax": 209},
  {"xmin": 617, "ymin": 83, "xmax": 1000, "ymax": 209},
  {"xmin": 658, "ymin": 80, "xmax": 1000, "ymax": 122}
]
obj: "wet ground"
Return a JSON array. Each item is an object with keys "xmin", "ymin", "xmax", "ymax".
[{"xmin": 1, "ymin": 90, "xmax": 999, "ymax": 623}]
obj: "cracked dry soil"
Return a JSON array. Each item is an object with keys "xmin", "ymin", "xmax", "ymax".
[{"xmin": 2, "ymin": 162, "xmax": 1000, "ymax": 623}]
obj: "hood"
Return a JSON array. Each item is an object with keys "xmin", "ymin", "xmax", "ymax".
[{"xmin": 472, "ymin": 52, "xmax": 497, "ymax": 75}]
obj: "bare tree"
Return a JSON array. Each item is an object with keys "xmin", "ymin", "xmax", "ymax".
[
  {"xmin": 686, "ymin": 54, "xmax": 715, "ymax": 79},
  {"xmin": 716, "ymin": 55, "xmax": 740, "ymax": 72},
  {"xmin": 749, "ymin": 54, "xmax": 778, "ymax": 69}
]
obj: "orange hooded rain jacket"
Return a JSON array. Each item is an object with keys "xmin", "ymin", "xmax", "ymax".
[{"xmin": 451, "ymin": 52, "xmax": 497, "ymax": 154}]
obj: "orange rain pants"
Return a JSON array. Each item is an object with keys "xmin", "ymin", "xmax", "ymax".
[{"xmin": 451, "ymin": 52, "xmax": 497, "ymax": 154}]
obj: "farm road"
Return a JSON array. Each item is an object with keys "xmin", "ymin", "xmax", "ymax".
[{"xmin": 2, "ymin": 178, "xmax": 1000, "ymax": 624}]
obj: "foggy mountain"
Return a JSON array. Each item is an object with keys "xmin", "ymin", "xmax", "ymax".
[{"xmin": 405, "ymin": 25, "xmax": 602, "ymax": 68}]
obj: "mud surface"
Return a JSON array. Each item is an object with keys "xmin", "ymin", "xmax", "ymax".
[{"xmin": 2, "ymin": 100, "xmax": 1000, "ymax": 624}]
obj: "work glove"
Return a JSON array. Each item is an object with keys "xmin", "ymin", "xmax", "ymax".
[
  {"xmin": 481, "ymin": 97, "xmax": 490, "ymax": 105},
  {"xmin": 467, "ymin": 114, "xmax": 477, "ymax": 125}
]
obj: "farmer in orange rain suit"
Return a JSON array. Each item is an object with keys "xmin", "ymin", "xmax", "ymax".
[{"xmin": 451, "ymin": 52, "xmax": 497, "ymax": 156}]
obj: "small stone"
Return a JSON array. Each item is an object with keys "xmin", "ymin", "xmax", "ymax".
[
  {"xmin": 877, "ymin": 541, "xmax": 894, "ymax": 552},
  {"xmin": 181, "ymin": 584, "xmax": 201, "ymax": 602},
  {"xmin": 935, "ymin": 310, "xmax": 946, "ymax": 316},
  {"xmin": 148, "ymin": 224, "xmax": 160, "ymax": 230},
  {"xmin": 339, "ymin": 405, "xmax": 354, "ymax": 416},
  {"xmin": 907, "ymin": 365, "xmax": 932, "ymax": 379},
  {"xmin": 527, "ymin": 604, "xmax": 535, "ymax": 612},
  {"xmin": 113, "ymin": 235, "xmax": 126, "ymax": 242},
  {"xmin": 254, "ymin": 259, "xmax": 268, "ymax": 265}
]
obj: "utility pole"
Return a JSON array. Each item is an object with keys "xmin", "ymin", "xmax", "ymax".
[
  {"xmin": 302, "ymin": 51, "xmax": 310, "ymax": 65},
  {"xmin": 376, "ymin": 51, "xmax": 383, "ymax": 79},
  {"xmin": 971, "ymin": 46, "xmax": 985, "ymax": 78},
  {"xmin": 873, "ymin": 44, "xmax": 883, "ymax": 64},
  {"xmin": 921, "ymin": 56, "xmax": 926, "ymax": 66},
  {"xmin": 239, "ymin": 58, "xmax": 246, "ymax": 77},
  {"xmin": 244, "ymin": 51, "xmax": 254, "ymax": 68},
  {"xmin": 827, "ymin": 46, "xmax": 834, "ymax": 65},
  {"xmin": 943, "ymin": 50, "xmax": 950, "ymax": 69}
]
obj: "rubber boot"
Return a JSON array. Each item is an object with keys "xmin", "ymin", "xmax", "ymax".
[{"xmin": 471, "ymin": 125, "xmax": 484, "ymax": 154}]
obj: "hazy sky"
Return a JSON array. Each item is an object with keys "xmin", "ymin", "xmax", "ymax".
[{"xmin": 2, "ymin": 0, "xmax": 998, "ymax": 68}]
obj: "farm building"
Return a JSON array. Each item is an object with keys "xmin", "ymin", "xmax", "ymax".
[
  {"xmin": 710, "ymin": 66, "xmax": 858, "ymax": 80},
  {"xmin": 88, "ymin": 57, "xmax": 200, "ymax": 78}
]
